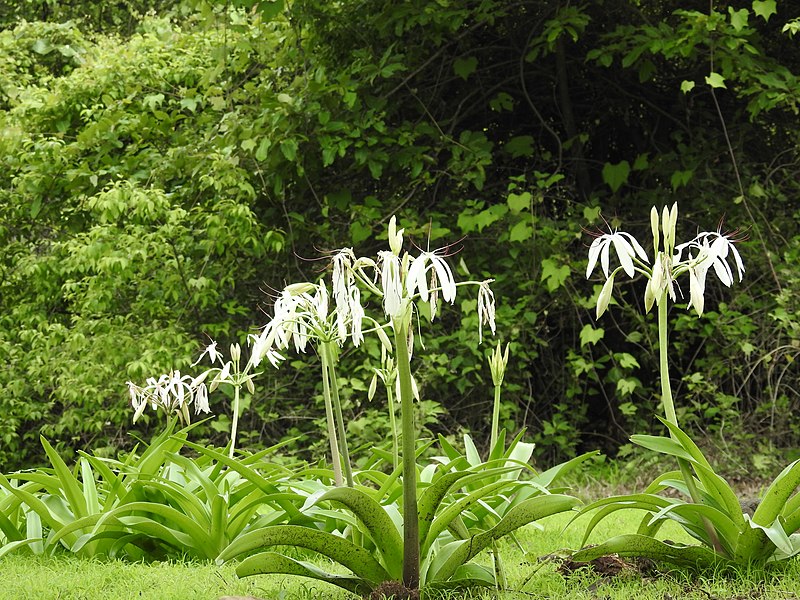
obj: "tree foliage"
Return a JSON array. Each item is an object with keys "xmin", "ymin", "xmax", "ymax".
[{"xmin": 2, "ymin": 0, "xmax": 800, "ymax": 470}]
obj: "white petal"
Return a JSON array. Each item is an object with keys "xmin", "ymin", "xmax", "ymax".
[
  {"xmin": 406, "ymin": 255, "xmax": 428, "ymax": 301},
  {"xmin": 600, "ymin": 238, "xmax": 611, "ymax": 278},
  {"xmin": 612, "ymin": 234, "xmax": 635, "ymax": 278},
  {"xmin": 430, "ymin": 255, "xmax": 456, "ymax": 303},
  {"xmin": 586, "ymin": 237, "xmax": 604, "ymax": 278}
]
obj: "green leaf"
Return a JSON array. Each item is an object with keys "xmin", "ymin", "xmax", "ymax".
[
  {"xmin": 503, "ymin": 136, "xmax": 534, "ymax": 158},
  {"xmin": 752, "ymin": 459, "xmax": 800, "ymax": 525},
  {"xmin": 506, "ymin": 191, "xmax": 531, "ymax": 213},
  {"xmin": 317, "ymin": 487, "xmax": 402, "ymax": 579},
  {"xmin": 41, "ymin": 437, "xmax": 88, "ymax": 520},
  {"xmin": 751, "ymin": 0, "xmax": 776, "ymax": 22},
  {"xmin": 280, "ymin": 139, "xmax": 298, "ymax": 161},
  {"xmin": 705, "ymin": 72, "xmax": 727, "ymax": 89},
  {"xmin": 237, "ymin": 552, "xmax": 373, "ymax": 595},
  {"xmin": 540, "ymin": 258, "xmax": 570, "ymax": 292},
  {"xmin": 579, "ymin": 324, "xmax": 604, "ymax": 347},
  {"xmin": 632, "ymin": 153, "xmax": 650, "ymax": 170},
  {"xmin": 680, "ymin": 80, "xmax": 696, "ymax": 94},
  {"xmin": 601, "ymin": 160, "xmax": 630, "ymax": 192},
  {"xmin": 572, "ymin": 534, "xmax": 730, "ymax": 570},
  {"xmin": 219, "ymin": 525, "xmax": 391, "ymax": 583},
  {"xmin": 508, "ymin": 220, "xmax": 533, "ymax": 243},
  {"xmin": 729, "ymin": 7, "xmax": 749, "ymax": 31},
  {"xmin": 431, "ymin": 494, "xmax": 579, "ymax": 581},
  {"xmin": 257, "ymin": 0, "xmax": 285, "ymax": 19},
  {"xmin": 453, "ymin": 56, "xmax": 478, "ymax": 80}
]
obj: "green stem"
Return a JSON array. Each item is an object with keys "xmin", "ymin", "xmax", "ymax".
[
  {"xmin": 393, "ymin": 312, "xmax": 419, "ymax": 589},
  {"xmin": 324, "ymin": 343, "xmax": 354, "ymax": 487},
  {"xmin": 320, "ymin": 348, "xmax": 344, "ymax": 487},
  {"xmin": 657, "ymin": 299, "xmax": 678, "ymax": 429},
  {"xmin": 657, "ymin": 296, "xmax": 725, "ymax": 555},
  {"xmin": 490, "ymin": 383, "xmax": 501, "ymax": 452},
  {"xmin": 386, "ymin": 381, "xmax": 399, "ymax": 471},
  {"xmin": 229, "ymin": 384, "xmax": 240, "ymax": 459}
]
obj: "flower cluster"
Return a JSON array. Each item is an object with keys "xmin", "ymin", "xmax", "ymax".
[
  {"xmin": 127, "ymin": 370, "xmax": 210, "ymax": 423},
  {"xmin": 587, "ymin": 203, "xmax": 744, "ymax": 318},
  {"xmin": 127, "ymin": 216, "xmax": 497, "ymax": 423}
]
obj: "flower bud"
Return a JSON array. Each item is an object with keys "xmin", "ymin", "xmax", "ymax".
[
  {"xmin": 388, "ymin": 215, "xmax": 404, "ymax": 256},
  {"xmin": 596, "ymin": 273, "xmax": 615, "ymax": 319},
  {"xmin": 650, "ymin": 206, "xmax": 659, "ymax": 251}
]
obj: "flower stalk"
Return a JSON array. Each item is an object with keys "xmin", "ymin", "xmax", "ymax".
[{"xmin": 392, "ymin": 306, "xmax": 420, "ymax": 589}]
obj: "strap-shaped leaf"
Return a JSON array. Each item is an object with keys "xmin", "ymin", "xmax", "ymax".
[
  {"xmin": 318, "ymin": 486, "xmax": 402, "ymax": 579},
  {"xmin": 735, "ymin": 459, "xmax": 800, "ymax": 562},
  {"xmin": 571, "ymin": 493, "xmax": 674, "ymax": 546},
  {"xmin": 645, "ymin": 501, "xmax": 740, "ymax": 553},
  {"xmin": 532, "ymin": 451, "xmax": 598, "ymax": 489},
  {"xmin": 98, "ymin": 501, "xmax": 211, "ymax": 553},
  {"xmin": 236, "ymin": 551, "xmax": 374, "ymax": 596},
  {"xmin": 572, "ymin": 534, "xmax": 729, "ymax": 570},
  {"xmin": 752, "ymin": 459, "xmax": 800, "ymax": 527},
  {"xmin": 218, "ymin": 525, "xmax": 391, "ymax": 583},
  {"xmin": 181, "ymin": 440, "xmax": 306, "ymax": 523},
  {"xmin": 431, "ymin": 494, "xmax": 579, "ymax": 582},
  {"xmin": 0, "ymin": 505, "xmax": 23, "ymax": 542},
  {"xmin": 422, "ymin": 478, "xmax": 518, "ymax": 554},
  {"xmin": 40, "ymin": 436, "xmax": 87, "ymax": 520}
]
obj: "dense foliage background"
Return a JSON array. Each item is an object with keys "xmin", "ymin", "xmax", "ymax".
[{"xmin": 2, "ymin": 0, "xmax": 799, "ymax": 473}]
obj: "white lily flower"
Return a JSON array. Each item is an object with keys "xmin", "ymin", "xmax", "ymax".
[
  {"xmin": 248, "ymin": 331, "xmax": 284, "ymax": 369},
  {"xmin": 586, "ymin": 230, "xmax": 649, "ymax": 279},
  {"xmin": 676, "ymin": 231, "xmax": 744, "ymax": 316},
  {"xmin": 191, "ymin": 340, "xmax": 223, "ymax": 367},
  {"xmin": 129, "ymin": 370, "xmax": 210, "ymax": 423},
  {"xmin": 332, "ymin": 248, "xmax": 356, "ymax": 343},
  {"xmin": 379, "ymin": 250, "xmax": 404, "ymax": 318},
  {"xmin": 477, "ymin": 280, "xmax": 496, "ymax": 343},
  {"xmin": 406, "ymin": 250, "xmax": 457, "ymax": 306},
  {"xmin": 349, "ymin": 285, "xmax": 364, "ymax": 346},
  {"xmin": 194, "ymin": 382, "xmax": 210, "ymax": 414}
]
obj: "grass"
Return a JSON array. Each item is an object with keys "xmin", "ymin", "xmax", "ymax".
[{"xmin": 2, "ymin": 511, "xmax": 799, "ymax": 600}]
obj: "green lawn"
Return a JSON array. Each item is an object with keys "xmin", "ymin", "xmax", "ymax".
[{"xmin": 2, "ymin": 511, "xmax": 798, "ymax": 600}]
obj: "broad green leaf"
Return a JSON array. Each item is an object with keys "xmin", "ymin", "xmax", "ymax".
[
  {"xmin": 423, "ymin": 479, "xmax": 527, "ymax": 553},
  {"xmin": 317, "ymin": 487, "xmax": 402, "ymax": 579},
  {"xmin": 219, "ymin": 525, "xmax": 391, "ymax": 583},
  {"xmin": 751, "ymin": 0, "xmax": 776, "ymax": 22},
  {"xmin": 540, "ymin": 258, "xmax": 570, "ymax": 292},
  {"xmin": 572, "ymin": 534, "xmax": 729, "ymax": 570},
  {"xmin": 574, "ymin": 493, "xmax": 674, "ymax": 546},
  {"xmin": 601, "ymin": 160, "xmax": 630, "ymax": 192},
  {"xmin": 432, "ymin": 494, "xmax": 579, "ymax": 581},
  {"xmin": 752, "ymin": 459, "xmax": 800, "ymax": 527},
  {"xmin": 533, "ymin": 451, "xmax": 598, "ymax": 489},
  {"xmin": 508, "ymin": 220, "xmax": 533, "ymax": 242},
  {"xmin": 503, "ymin": 137, "xmax": 534, "ymax": 159},
  {"xmin": 729, "ymin": 7, "xmax": 749, "ymax": 31},
  {"xmin": 453, "ymin": 56, "xmax": 478, "ymax": 80},
  {"xmin": 579, "ymin": 324, "xmax": 604, "ymax": 347},
  {"xmin": 237, "ymin": 552, "xmax": 373, "ymax": 596},
  {"xmin": 705, "ymin": 72, "xmax": 726, "ymax": 89}
]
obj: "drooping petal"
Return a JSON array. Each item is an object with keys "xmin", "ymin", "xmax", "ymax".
[
  {"xmin": 586, "ymin": 237, "xmax": 604, "ymax": 278},
  {"xmin": 600, "ymin": 237, "xmax": 611, "ymax": 278},
  {"xmin": 406, "ymin": 254, "xmax": 429, "ymax": 301},
  {"xmin": 429, "ymin": 254, "xmax": 456, "ymax": 304},
  {"xmin": 611, "ymin": 234, "xmax": 636, "ymax": 277},
  {"xmin": 379, "ymin": 251, "xmax": 404, "ymax": 318}
]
